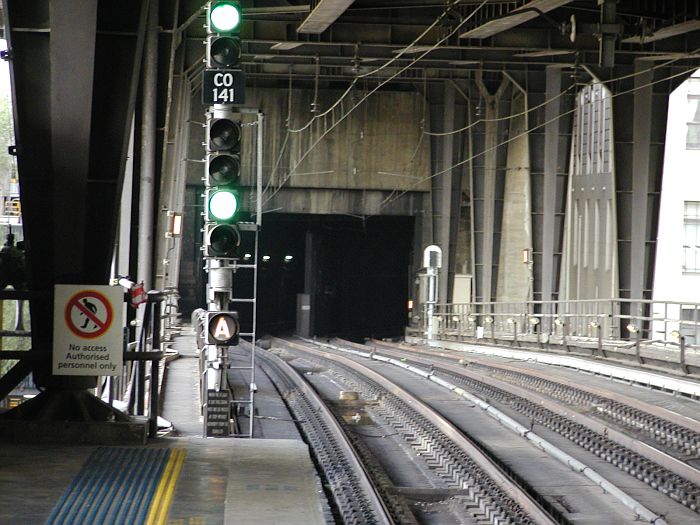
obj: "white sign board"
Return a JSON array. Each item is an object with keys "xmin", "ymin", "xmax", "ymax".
[{"xmin": 52, "ymin": 284, "xmax": 124, "ymax": 376}]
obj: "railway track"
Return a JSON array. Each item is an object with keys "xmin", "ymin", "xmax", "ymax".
[
  {"xmin": 256, "ymin": 335, "xmax": 700, "ymax": 524},
  {"xmin": 311, "ymin": 337, "xmax": 700, "ymax": 523},
  {"xmin": 262, "ymin": 337, "xmax": 571, "ymax": 525},
  {"xmin": 256, "ymin": 348, "xmax": 396, "ymax": 525},
  {"xmin": 370, "ymin": 340, "xmax": 700, "ymax": 462}
]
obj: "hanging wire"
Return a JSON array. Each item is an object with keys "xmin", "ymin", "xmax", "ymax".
[
  {"xmin": 262, "ymin": 0, "xmax": 491, "ymax": 205},
  {"xmin": 283, "ymin": 0, "xmax": 484, "ymax": 135},
  {"xmin": 377, "ymin": 64, "xmax": 700, "ymax": 212}
]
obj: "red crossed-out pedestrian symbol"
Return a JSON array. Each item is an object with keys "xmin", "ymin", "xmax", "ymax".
[{"xmin": 64, "ymin": 290, "xmax": 114, "ymax": 339}]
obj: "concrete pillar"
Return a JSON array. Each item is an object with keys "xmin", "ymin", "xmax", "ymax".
[
  {"xmin": 613, "ymin": 61, "xmax": 669, "ymax": 303},
  {"xmin": 474, "ymin": 74, "xmax": 509, "ymax": 303},
  {"xmin": 496, "ymin": 84, "xmax": 532, "ymax": 303}
]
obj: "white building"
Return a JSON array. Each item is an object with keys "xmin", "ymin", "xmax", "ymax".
[{"xmin": 653, "ymin": 70, "xmax": 700, "ymax": 343}]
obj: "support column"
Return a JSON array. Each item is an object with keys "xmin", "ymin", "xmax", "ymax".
[
  {"xmin": 51, "ymin": 0, "xmax": 96, "ymax": 281},
  {"xmin": 496, "ymin": 77, "xmax": 532, "ymax": 303},
  {"xmin": 629, "ymin": 61, "xmax": 653, "ymax": 301},
  {"xmin": 541, "ymin": 67, "xmax": 562, "ymax": 303},
  {"xmin": 614, "ymin": 60, "xmax": 670, "ymax": 304},
  {"xmin": 474, "ymin": 74, "xmax": 509, "ymax": 304},
  {"xmin": 138, "ymin": 0, "xmax": 159, "ymax": 290}
]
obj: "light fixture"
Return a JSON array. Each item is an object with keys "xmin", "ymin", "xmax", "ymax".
[
  {"xmin": 165, "ymin": 211, "xmax": 183, "ymax": 238},
  {"xmin": 671, "ymin": 330, "xmax": 681, "ymax": 339},
  {"xmin": 484, "ymin": 316, "xmax": 493, "ymax": 324},
  {"xmin": 506, "ymin": 317, "xmax": 515, "ymax": 324},
  {"xmin": 392, "ymin": 45, "xmax": 436, "ymax": 55},
  {"xmin": 529, "ymin": 317, "xmax": 540, "ymax": 326},
  {"xmin": 467, "ymin": 315, "xmax": 477, "ymax": 322},
  {"xmin": 271, "ymin": 42, "xmax": 303, "ymax": 51},
  {"xmin": 589, "ymin": 321, "xmax": 599, "ymax": 329},
  {"xmin": 243, "ymin": 253, "xmax": 252, "ymax": 261},
  {"xmin": 452, "ymin": 316, "xmax": 460, "ymax": 322},
  {"xmin": 554, "ymin": 318, "xmax": 565, "ymax": 326},
  {"xmin": 284, "ymin": 255, "xmax": 294, "ymax": 262},
  {"xmin": 262, "ymin": 255, "xmax": 271, "ymax": 261},
  {"xmin": 626, "ymin": 323, "xmax": 638, "ymax": 334}
]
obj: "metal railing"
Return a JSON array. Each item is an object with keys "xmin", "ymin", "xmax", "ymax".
[
  {"xmin": 0, "ymin": 291, "xmax": 33, "ymax": 407},
  {"xmin": 410, "ymin": 298, "xmax": 700, "ymax": 374},
  {"xmin": 99, "ymin": 290, "xmax": 165, "ymax": 438}
]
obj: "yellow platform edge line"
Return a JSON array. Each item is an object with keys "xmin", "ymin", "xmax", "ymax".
[{"xmin": 145, "ymin": 448, "xmax": 187, "ymax": 525}]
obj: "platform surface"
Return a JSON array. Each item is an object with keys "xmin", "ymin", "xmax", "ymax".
[
  {"xmin": 0, "ymin": 438, "xmax": 326, "ymax": 524},
  {"xmin": 0, "ymin": 329, "xmax": 326, "ymax": 525}
]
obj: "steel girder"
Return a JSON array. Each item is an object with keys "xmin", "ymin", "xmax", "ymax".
[{"xmin": 2, "ymin": 0, "xmax": 148, "ymax": 388}]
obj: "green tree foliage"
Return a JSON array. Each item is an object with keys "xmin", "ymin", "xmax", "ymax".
[{"xmin": 0, "ymin": 94, "xmax": 16, "ymax": 191}]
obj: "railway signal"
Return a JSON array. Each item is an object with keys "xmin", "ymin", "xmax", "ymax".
[
  {"xmin": 206, "ymin": 311, "xmax": 240, "ymax": 346},
  {"xmin": 203, "ymin": 1, "xmax": 245, "ymax": 105},
  {"xmin": 204, "ymin": 106, "xmax": 241, "ymax": 258},
  {"xmin": 203, "ymin": 0, "xmax": 244, "ymax": 259},
  {"xmin": 208, "ymin": 1, "xmax": 241, "ymax": 33},
  {"xmin": 207, "ymin": 1, "xmax": 241, "ymax": 68}
]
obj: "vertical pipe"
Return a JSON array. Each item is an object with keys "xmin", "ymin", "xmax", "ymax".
[
  {"xmin": 149, "ymin": 359, "xmax": 159, "ymax": 437},
  {"xmin": 137, "ymin": 0, "xmax": 159, "ymax": 290},
  {"xmin": 149, "ymin": 292, "xmax": 163, "ymax": 437},
  {"xmin": 256, "ymin": 112, "xmax": 263, "ymax": 226}
]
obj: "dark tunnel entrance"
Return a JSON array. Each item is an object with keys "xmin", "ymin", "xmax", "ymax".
[{"xmin": 235, "ymin": 213, "xmax": 414, "ymax": 341}]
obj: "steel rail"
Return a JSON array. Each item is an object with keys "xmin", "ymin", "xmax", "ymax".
[
  {"xmin": 257, "ymin": 348, "xmax": 396, "ymax": 525},
  {"xmin": 423, "ymin": 338, "xmax": 700, "ymax": 397},
  {"xmin": 279, "ymin": 338, "xmax": 559, "ymax": 525},
  {"xmin": 319, "ymin": 338, "xmax": 673, "ymax": 525}
]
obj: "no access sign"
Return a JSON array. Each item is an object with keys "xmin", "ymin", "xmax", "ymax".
[{"xmin": 53, "ymin": 285, "xmax": 124, "ymax": 376}]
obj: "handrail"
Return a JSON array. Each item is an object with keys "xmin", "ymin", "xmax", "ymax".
[{"xmin": 412, "ymin": 297, "xmax": 700, "ymax": 374}]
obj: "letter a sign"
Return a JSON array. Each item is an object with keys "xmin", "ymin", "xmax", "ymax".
[{"xmin": 206, "ymin": 311, "xmax": 240, "ymax": 346}]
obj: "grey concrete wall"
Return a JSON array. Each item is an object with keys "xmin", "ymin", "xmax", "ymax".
[{"xmin": 239, "ymin": 88, "xmax": 431, "ymax": 196}]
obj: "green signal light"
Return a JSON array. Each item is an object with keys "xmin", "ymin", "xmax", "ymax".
[
  {"xmin": 210, "ymin": 2, "xmax": 241, "ymax": 33},
  {"xmin": 209, "ymin": 190, "xmax": 239, "ymax": 221}
]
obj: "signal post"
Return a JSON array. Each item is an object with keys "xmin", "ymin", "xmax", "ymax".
[{"xmin": 201, "ymin": 1, "xmax": 255, "ymax": 438}]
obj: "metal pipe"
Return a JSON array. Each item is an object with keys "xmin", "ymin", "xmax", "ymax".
[
  {"xmin": 679, "ymin": 335, "xmax": 688, "ymax": 374},
  {"xmin": 148, "ymin": 290, "xmax": 164, "ymax": 437}
]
